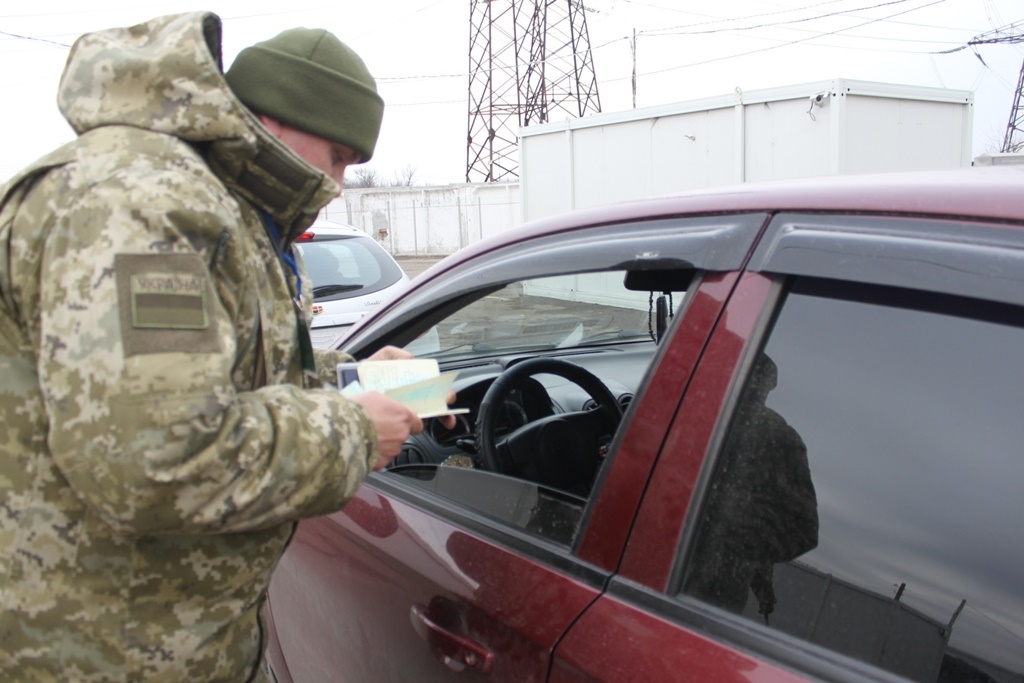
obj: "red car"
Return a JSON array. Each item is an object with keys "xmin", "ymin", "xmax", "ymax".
[{"xmin": 263, "ymin": 167, "xmax": 1024, "ymax": 683}]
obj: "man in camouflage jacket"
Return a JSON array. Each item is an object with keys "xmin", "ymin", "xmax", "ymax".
[{"xmin": 0, "ymin": 12, "xmax": 424, "ymax": 681}]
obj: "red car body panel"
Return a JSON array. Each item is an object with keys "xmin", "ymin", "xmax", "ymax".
[
  {"xmin": 548, "ymin": 593, "xmax": 810, "ymax": 683},
  {"xmin": 576, "ymin": 272, "xmax": 742, "ymax": 570},
  {"xmin": 619, "ymin": 273, "xmax": 774, "ymax": 590},
  {"xmin": 267, "ymin": 489, "xmax": 603, "ymax": 682}
]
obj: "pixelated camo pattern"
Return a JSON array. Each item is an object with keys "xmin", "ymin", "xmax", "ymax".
[{"xmin": 0, "ymin": 12, "xmax": 376, "ymax": 681}]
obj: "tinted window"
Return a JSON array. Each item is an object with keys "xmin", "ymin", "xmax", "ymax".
[{"xmin": 682, "ymin": 278, "xmax": 1024, "ymax": 681}]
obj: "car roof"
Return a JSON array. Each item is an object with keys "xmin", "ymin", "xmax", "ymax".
[
  {"xmin": 304, "ymin": 219, "xmax": 365, "ymax": 237},
  {"xmin": 447, "ymin": 166, "xmax": 1024, "ymax": 268}
]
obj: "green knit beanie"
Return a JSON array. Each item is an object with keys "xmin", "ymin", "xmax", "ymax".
[{"xmin": 226, "ymin": 28, "xmax": 384, "ymax": 162}]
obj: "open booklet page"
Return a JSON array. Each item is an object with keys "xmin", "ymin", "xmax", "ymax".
[{"xmin": 337, "ymin": 359, "xmax": 469, "ymax": 419}]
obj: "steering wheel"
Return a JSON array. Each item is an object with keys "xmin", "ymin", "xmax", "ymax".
[{"xmin": 474, "ymin": 358, "xmax": 623, "ymax": 493}]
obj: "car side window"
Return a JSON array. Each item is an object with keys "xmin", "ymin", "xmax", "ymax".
[
  {"xmin": 681, "ymin": 277, "xmax": 1024, "ymax": 681},
  {"xmin": 424, "ymin": 273, "xmax": 659, "ymax": 355},
  {"xmin": 385, "ymin": 270, "xmax": 676, "ymax": 545}
]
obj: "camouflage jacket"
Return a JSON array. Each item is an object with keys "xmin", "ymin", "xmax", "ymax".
[{"xmin": 0, "ymin": 12, "xmax": 378, "ymax": 682}]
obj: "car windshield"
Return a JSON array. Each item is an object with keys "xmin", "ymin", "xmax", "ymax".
[
  {"xmin": 297, "ymin": 236, "xmax": 405, "ymax": 301},
  {"xmin": 414, "ymin": 271, "xmax": 667, "ymax": 359}
]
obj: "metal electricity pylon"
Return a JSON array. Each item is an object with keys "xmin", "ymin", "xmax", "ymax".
[
  {"xmin": 961, "ymin": 21, "xmax": 1024, "ymax": 153},
  {"xmin": 1001, "ymin": 58, "xmax": 1024, "ymax": 152},
  {"xmin": 466, "ymin": 0, "xmax": 601, "ymax": 182}
]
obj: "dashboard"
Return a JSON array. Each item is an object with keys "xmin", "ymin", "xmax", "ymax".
[{"xmin": 391, "ymin": 345, "xmax": 651, "ymax": 468}]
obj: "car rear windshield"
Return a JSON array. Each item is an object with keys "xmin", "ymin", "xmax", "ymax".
[{"xmin": 297, "ymin": 236, "xmax": 404, "ymax": 301}]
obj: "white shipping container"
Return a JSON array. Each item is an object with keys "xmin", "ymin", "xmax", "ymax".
[{"xmin": 519, "ymin": 78, "xmax": 974, "ymax": 222}]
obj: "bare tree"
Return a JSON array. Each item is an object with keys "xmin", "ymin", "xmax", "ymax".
[
  {"xmin": 389, "ymin": 164, "xmax": 417, "ymax": 187},
  {"xmin": 344, "ymin": 167, "xmax": 381, "ymax": 189}
]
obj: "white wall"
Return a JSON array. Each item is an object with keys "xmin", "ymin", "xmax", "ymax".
[{"xmin": 323, "ymin": 182, "xmax": 519, "ymax": 257}]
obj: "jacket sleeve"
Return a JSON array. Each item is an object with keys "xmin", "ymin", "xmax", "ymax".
[
  {"xmin": 294, "ymin": 244, "xmax": 358, "ymax": 388},
  {"xmin": 313, "ymin": 348, "xmax": 356, "ymax": 387},
  {"xmin": 30, "ymin": 165, "xmax": 377, "ymax": 536}
]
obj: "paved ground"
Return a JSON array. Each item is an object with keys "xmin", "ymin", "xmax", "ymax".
[{"xmin": 395, "ymin": 256, "xmax": 446, "ymax": 280}]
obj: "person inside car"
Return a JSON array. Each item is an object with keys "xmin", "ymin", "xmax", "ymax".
[{"xmin": 684, "ymin": 353, "xmax": 819, "ymax": 623}]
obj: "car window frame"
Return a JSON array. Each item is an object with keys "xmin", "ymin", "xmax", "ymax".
[
  {"xmin": 339, "ymin": 213, "xmax": 767, "ymax": 357},
  {"xmin": 747, "ymin": 213, "xmax": 1024, "ymax": 306},
  {"xmin": 612, "ymin": 211, "xmax": 1024, "ymax": 680},
  {"xmin": 670, "ymin": 274, "xmax": 1024, "ymax": 681},
  {"xmin": 345, "ymin": 213, "xmax": 768, "ymax": 575},
  {"xmin": 678, "ymin": 212, "xmax": 1024, "ymax": 588}
]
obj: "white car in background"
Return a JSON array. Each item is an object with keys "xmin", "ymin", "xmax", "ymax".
[{"xmin": 295, "ymin": 219, "xmax": 409, "ymax": 349}]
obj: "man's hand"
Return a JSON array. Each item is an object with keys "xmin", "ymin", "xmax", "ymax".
[
  {"xmin": 435, "ymin": 390, "xmax": 458, "ymax": 430},
  {"xmin": 364, "ymin": 346, "xmax": 459, "ymax": 430},
  {"xmin": 367, "ymin": 345, "xmax": 414, "ymax": 361},
  {"xmin": 350, "ymin": 392, "xmax": 423, "ymax": 469}
]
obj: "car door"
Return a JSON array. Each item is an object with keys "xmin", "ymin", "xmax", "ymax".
[
  {"xmin": 549, "ymin": 213, "xmax": 1024, "ymax": 682},
  {"xmin": 263, "ymin": 213, "xmax": 766, "ymax": 682}
]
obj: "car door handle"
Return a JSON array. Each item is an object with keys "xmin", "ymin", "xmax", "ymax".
[{"xmin": 410, "ymin": 603, "xmax": 494, "ymax": 674}]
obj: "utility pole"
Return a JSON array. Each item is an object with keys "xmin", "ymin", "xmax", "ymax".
[{"xmin": 466, "ymin": 0, "xmax": 602, "ymax": 183}]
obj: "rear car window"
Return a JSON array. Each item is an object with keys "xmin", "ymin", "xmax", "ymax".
[
  {"xmin": 681, "ymin": 277, "xmax": 1024, "ymax": 681},
  {"xmin": 297, "ymin": 236, "xmax": 404, "ymax": 300}
]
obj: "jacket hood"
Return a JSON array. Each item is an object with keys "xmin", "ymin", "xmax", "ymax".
[{"xmin": 56, "ymin": 12, "xmax": 339, "ymax": 241}]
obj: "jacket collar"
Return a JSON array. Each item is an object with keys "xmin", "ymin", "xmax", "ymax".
[{"xmin": 57, "ymin": 11, "xmax": 339, "ymax": 245}]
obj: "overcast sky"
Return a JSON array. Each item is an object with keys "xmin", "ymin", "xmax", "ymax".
[{"xmin": 2, "ymin": 0, "xmax": 1022, "ymax": 186}]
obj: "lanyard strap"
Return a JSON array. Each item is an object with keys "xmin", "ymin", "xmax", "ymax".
[
  {"xmin": 261, "ymin": 212, "xmax": 317, "ymax": 381},
  {"xmin": 261, "ymin": 213, "xmax": 302, "ymax": 299}
]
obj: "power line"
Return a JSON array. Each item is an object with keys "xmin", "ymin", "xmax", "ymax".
[
  {"xmin": 679, "ymin": 26, "xmax": 963, "ymax": 55},
  {"xmin": 585, "ymin": 0, "xmax": 983, "ymax": 75},
  {"xmin": 935, "ymin": 19, "xmax": 1024, "ymax": 55},
  {"xmin": 378, "ymin": 73, "xmax": 464, "ymax": 83},
  {"xmin": 636, "ymin": 18, "xmax": 970, "ymax": 50},
  {"xmin": 643, "ymin": 0, "xmax": 929, "ymax": 37},
  {"xmin": 380, "ymin": 4, "xmax": 970, "ymax": 87},
  {"xmin": 599, "ymin": 0, "xmax": 979, "ymax": 40},
  {"xmin": 381, "ymin": 34, "xmax": 962, "ymax": 107},
  {"xmin": 0, "ymin": 30, "xmax": 69, "ymax": 48},
  {"xmin": 629, "ymin": 0, "xmax": 851, "ymax": 29},
  {"xmin": 3, "ymin": 3, "xmax": 1014, "ymax": 119},
  {"xmin": 625, "ymin": 0, "xmax": 949, "ymax": 80}
]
